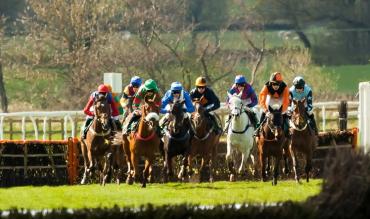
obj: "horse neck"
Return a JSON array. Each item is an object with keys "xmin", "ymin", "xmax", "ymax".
[
  {"xmin": 137, "ymin": 113, "xmax": 152, "ymax": 137},
  {"xmin": 231, "ymin": 112, "xmax": 248, "ymax": 130},
  {"xmin": 92, "ymin": 117, "xmax": 102, "ymax": 132}
]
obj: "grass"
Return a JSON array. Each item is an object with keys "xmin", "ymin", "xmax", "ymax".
[
  {"xmin": 322, "ymin": 64, "xmax": 370, "ymax": 94},
  {"xmin": 0, "ymin": 180, "xmax": 322, "ymax": 210}
]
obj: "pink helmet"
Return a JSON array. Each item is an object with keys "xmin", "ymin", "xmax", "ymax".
[{"xmin": 97, "ymin": 84, "xmax": 109, "ymax": 93}]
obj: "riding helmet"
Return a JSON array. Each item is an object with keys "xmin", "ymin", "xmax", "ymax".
[
  {"xmin": 130, "ymin": 76, "xmax": 142, "ymax": 87},
  {"xmin": 293, "ymin": 76, "xmax": 305, "ymax": 89},
  {"xmin": 171, "ymin": 82, "xmax": 183, "ymax": 91},
  {"xmin": 98, "ymin": 84, "xmax": 109, "ymax": 93},
  {"xmin": 234, "ymin": 75, "xmax": 246, "ymax": 84},
  {"xmin": 195, "ymin": 77, "xmax": 207, "ymax": 87}
]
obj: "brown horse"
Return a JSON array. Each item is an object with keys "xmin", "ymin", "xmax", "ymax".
[
  {"xmin": 124, "ymin": 94, "xmax": 161, "ymax": 188},
  {"xmin": 80, "ymin": 94, "xmax": 113, "ymax": 186},
  {"xmin": 162, "ymin": 99, "xmax": 192, "ymax": 182},
  {"xmin": 256, "ymin": 105, "xmax": 286, "ymax": 185},
  {"xmin": 289, "ymin": 99, "xmax": 317, "ymax": 183},
  {"xmin": 188, "ymin": 101, "xmax": 221, "ymax": 182}
]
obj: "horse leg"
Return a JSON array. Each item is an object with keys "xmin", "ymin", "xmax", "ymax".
[
  {"xmin": 289, "ymin": 145, "xmax": 301, "ymax": 184},
  {"xmin": 306, "ymin": 151, "xmax": 313, "ymax": 183},
  {"xmin": 126, "ymin": 152, "xmax": 136, "ymax": 185},
  {"xmin": 272, "ymin": 155, "xmax": 281, "ymax": 186},
  {"xmin": 238, "ymin": 152, "xmax": 245, "ymax": 175},
  {"xmin": 80, "ymin": 141, "xmax": 89, "ymax": 185},
  {"xmin": 198, "ymin": 157, "xmax": 206, "ymax": 182},
  {"xmin": 102, "ymin": 152, "xmax": 113, "ymax": 186},
  {"xmin": 142, "ymin": 159, "xmax": 150, "ymax": 188},
  {"xmin": 178, "ymin": 155, "xmax": 189, "ymax": 182},
  {"xmin": 226, "ymin": 143, "xmax": 235, "ymax": 182},
  {"xmin": 187, "ymin": 155, "xmax": 194, "ymax": 177},
  {"xmin": 260, "ymin": 154, "xmax": 267, "ymax": 182},
  {"xmin": 162, "ymin": 153, "xmax": 169, "ymax": 183},
  {"xmin": 283, "ymin": 147, "xmax": 291, "ymax": 175}
]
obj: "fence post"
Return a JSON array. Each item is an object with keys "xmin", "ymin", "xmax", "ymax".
[
  {"xmin": 48, "ymin": 119, "xmax": 52, "ymax": 140},
  {"xmin": 321, "ymin": 106, "xmax": 326, "ymax": 132},
  {"xmin": 67, "ymin": 137, "xmax": 79, "ymax": 184},
  {"xmin": 9, "ymin": 118, "xmax": 13, "ymax": 140},
  {"xmin": 338, "ymin": 100, "xmax": 348, "ymax": 131}
]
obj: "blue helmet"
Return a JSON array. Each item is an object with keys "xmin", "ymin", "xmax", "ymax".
[
  {"xmin": 170, "ymin": 82, "xmax": 183, "ymax": 91},
  {"xmin": 235, "ymin": 75, "xmax": 246, "ymax": 84},
  {"xmin": 130, "ymin": 76, "xmax": 142, "ymax": 87}
]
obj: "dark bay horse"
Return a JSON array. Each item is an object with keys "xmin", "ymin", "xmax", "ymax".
[
  {"xmin": 256, "ymin": 104, "xmax": 286, "ymax": 185},
  {"xmin": 162, "ymin": 99, "xmax": 192, "ymax": 182},
  {"xmin": 189, "ymin": 101, "xmax": 221, "ymax": 182},
  {"xmin": 80, "ymin": 94, "xmax": 113, "ymax": 186},
  {"xmin": 289, "ymin": 98, "xmax": 317, "ymax": 183},
  {"xmin": 121, "ymin": 94, "xmax": 161, "ymax": 188}
]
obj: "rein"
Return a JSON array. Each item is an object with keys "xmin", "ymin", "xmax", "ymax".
[
  {"xmin": 164, "ymin": 129, "xmax": 190, "ymax": 141},
  {"xmin": 289, "ymin": 120, "xmax": 308, "ymax": 132},
  {"xmin": 89, "ymin": 126, "xmax": 111, "ymax": 137},
  {"xmin": 194, "ymin": 126, "xmax": 214, "ymax": 141},
  {"xmin": 230, "ymin": 111, "xmax": 251, "ymax": 134},
  {"xmin": 135, "ymin": 131, "xmax": 156, "ymax": 141}
]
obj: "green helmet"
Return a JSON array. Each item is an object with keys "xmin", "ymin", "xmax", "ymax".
[{"xmin": 144, "ymin": 79, "xmax": 158, "ymax": 91}]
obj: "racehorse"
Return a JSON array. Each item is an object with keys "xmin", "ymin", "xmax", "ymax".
[
  {"xmin": 188, "ymin": 101, "xmax": 221, "ymax": 182},
  {"xmin": 256, "ymin": 101, "xmax": 286, "ymax": 185},
  {"xmin": 289, "ymin": 98, "xmax": 317, "ymax": 183},
  {"xmin": 226, "ymin": 94, "xmax": 256, "ymax": 182},
  {"xmin": 80, "ymin": 93, "xmax": 113, "ymax": 186},
  {"xmin": 161, "ymin": 99, "xmax": 192, "ymax": 182},
  {"xmin": 123, "ymin": 94, "xmax": 161, "ymax": 188}
]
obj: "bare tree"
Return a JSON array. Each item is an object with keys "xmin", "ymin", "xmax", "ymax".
[{"xmin": 0, "ymin": 17, "xmax": 8, "ymax": 112}]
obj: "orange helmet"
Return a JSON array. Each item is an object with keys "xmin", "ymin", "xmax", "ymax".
[
  {"xmin": 195, "ymin": 77, "xmax": 207, "ymax": 87},
  {"xmin": 270, "ymin": 72, "xmax": 283, "ymax": 83},
  {"xmin": 98, "ymin": 84, "xmax": 109, "ymax": 93},
  {"xmin": 104, "ymin": 84, "xmax": 113, "ymax": 92}
]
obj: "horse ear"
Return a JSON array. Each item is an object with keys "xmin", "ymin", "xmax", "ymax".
[
  {"xmin": 180, "ymin": 99, "xmax": 185, "ymax": 105},
  {"xmin": 268, "ymin": 105, "xmax": 273, "ymax": 112},
  {"xmin": 301, "ymin": 98, "xmax": 306, "ymax": 103},
  {"xmin": 237, "ymin": 92, "xmax": 242, "ymax": 98},
  {"xmin": 293, "ymin": 99, "xmax": 297, "ymax": 104}
]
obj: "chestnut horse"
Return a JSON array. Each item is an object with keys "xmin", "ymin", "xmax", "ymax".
[
  {"xmin": 256, "ymin": 103, "xmax": 286, "ymax": 185},
  {"xmin": 289, "ymin": 98, "xmax": 317, "ymax": 183},
  {"xmin": 80, "ymin": 94, "xmax": 113, "ymax": 186},
  {"xmin": 121, "ymin": 94, "xmax": 161, "ymax": 188},
  {"xmin": 162, "ymin": 99, "xmax": 192, "ymax": 182},
  {"xmin": 188, "ymin": 101, "xmax": 221, "ymax": 182}
]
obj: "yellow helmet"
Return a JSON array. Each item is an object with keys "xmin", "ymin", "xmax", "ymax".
[{"xmin": 195, "ymin": 77, "xmax": 207, "ymax": 87}]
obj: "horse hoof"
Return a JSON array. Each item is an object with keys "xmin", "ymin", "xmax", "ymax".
[
  {"xmin": 272, "ymin": 178, "xmax": 277, "ymax": 186},
  {"xmin": 229, "ymin": 174, "xmax": 235, "ymax": 182},
  {"xmin": 209, "ymin": 177, "xmax": 214, "ymax": 183},
  {"xmin": 262, "ymin": 177, "xmax": 268, "ymax": 182},
  {"xmin": 142, "ymin": 183, "xmax": 146, "ymax": 188},
  {"xmin": 126, "ymin": 177, "xmax": 134, "ymax": 185}
]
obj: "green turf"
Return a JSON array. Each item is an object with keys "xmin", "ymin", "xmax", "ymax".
[
  {"xmin": 0, "ymin": 180, "xmax": 322, "ymax": 210},
  {"xmin": 322, "ymin": 64, "xmax": 370, "ymax": 93}
]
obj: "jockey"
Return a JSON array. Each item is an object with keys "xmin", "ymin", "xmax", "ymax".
[
  {"xmin": 225, "ymin": 75, "xmax": 259, "ymax": 130},
  {"xmin": 82, "ymin": 84, "xmax": 120, "ymax": 139},
  {"xmin": 190, "ymin": 77, "xmax": 222, "ymax": 134},
  {"xmin": 159, "ymin": 81, "xmax": 195, "ymax": 128},
  {"xmin": 105, "ymin": 84, "xmax": 123, "ymax": 130},
  {"xmin": 289, "ymin": 76, "xmax": 318, "ymax": 135},
  {"xmin": 123, "ymin": 79, "xmax": 161, "ymax": 135},
  {"xmin": 120, "ymin": 76, "xmax": 142, "ymax": 122},
  {"xmin": 255, "ymin": 72, "xmax": 290, "ymax": 137}
]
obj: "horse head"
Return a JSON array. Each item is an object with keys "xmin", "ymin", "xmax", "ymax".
[
  {"xmin": 291, "ymin": 98, "xmax": 308, "ymax": 129},
  {"xmin": 143, "ymin": 93, "xmax": 160, "ymax": 115},
  {"xmin": 168, "ymin": 99, "xmax": 186, "ymax": 134},
  {"xmin": 266, "ymin": 103, "xmax": 283, "ymax": 139},
  {"xmin": 94, "ymin": 94, "xmax": 111, "ymax": 131},
  {"xmin": 192, "ymin": 100, "xmax": 207, "ymax": 128},
  {"xmin": 228, "ymin": 93, "xmax": 244, "ymax": 118}
]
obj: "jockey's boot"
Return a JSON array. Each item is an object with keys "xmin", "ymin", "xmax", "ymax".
[
  {"xmin": 208, "ymin": 113, "xmax": 222, "ymax": 135},
  {"xmin": 82, "ymin": 118, "xmax": 93, "ymax": 139},
  {"xmin": 254, "ymin": 112, "xmax": 266, "ymax": 137},
  {"xmin": 308, "ymin": 114, "xmax": 319, "ymax": 135}
]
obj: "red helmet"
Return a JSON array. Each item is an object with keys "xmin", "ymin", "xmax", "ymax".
[{"xmin": 98, "ymin": 84, "xmax": 109, "ymax": 93}]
